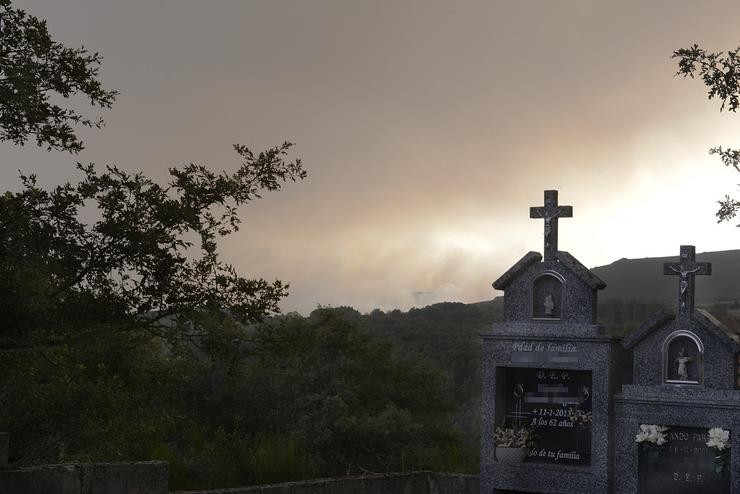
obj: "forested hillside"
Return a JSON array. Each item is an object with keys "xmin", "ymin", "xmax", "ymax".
[
  {"xmin": 592, "ymin": 249, "xmax": 740, "ymax": 306},
  {"xmin": 3, "ymin": 245, "xmax": 738, "ymax": 488}
]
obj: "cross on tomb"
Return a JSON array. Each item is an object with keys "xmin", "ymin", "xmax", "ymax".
[
  {"xmin": 663, "ymin": 245, "xmax": 711, "ymax": 316},
  {"xmin": 530, "ymin": 190, "xmax": 573, "ymax": 260}
]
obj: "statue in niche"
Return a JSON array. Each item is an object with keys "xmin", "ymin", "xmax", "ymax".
[
  {"xmin": 532, "ymin": 273, "xmax": 562, "ymax": 319},
  {"xmin": 544, "ymin": 294, "xmax": 555, "ymax": 316},
  {"xmin": 675, "ymin": 347, "xmax": 693, "ymax": 381},
  {"xmin": 664, "ymin": 333, "xmax": 702, "ymax": 384}
]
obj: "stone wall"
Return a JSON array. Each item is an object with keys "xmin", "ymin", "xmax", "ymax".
[
  {"xmin": 0, "ymin": 464, "xmax": 478, "ymax": 494},
  {"xmin": 172, "ymin": 472, "xmax": 479, "ymax": 494},
  {"xmin": 0, "ymin": 461, "xmax": 168, "ymax": 494}
]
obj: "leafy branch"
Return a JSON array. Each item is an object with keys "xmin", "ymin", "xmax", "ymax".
[
  {"xmin": 673, "ymin": 44, "xmax": 740, "ymax": 225},
  {"xmin": 0, "ymin": 142, "xmax": 304, "ymax": 351},
  {"xmin": 0, "ymin": 0, "xmax": 117, "ymax": 152}
]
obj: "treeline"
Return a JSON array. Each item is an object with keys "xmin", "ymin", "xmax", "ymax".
[
  {"xmin": 3, "ymin": 295, "xmax": 737, "ymax": 489},
  {"xmin": 597, "ymin": 298, "xmax": 667, "ymax": 335},
  {"xmin": 1, "ymin": 309, "xmax": 468, "ymax": 490},
  {"xmin": 598, "ymin": 298, "xmax": 740, "ymax": 335},
  {"xmin": 344, "ymin": 296, "xmax": 740, "ymax": 473},
  {"xmin": 360, "ymin": 301, "xmax": 502, "ymax": 467}
]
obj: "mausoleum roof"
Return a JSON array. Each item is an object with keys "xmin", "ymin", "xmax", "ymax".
[
  {"xmin": 492, "ymin": 250, "xmax": 606, "ymax": 291},
  {"xmin": 492, "ymin": 251, "xmax": 541, "ymax": 290},
  {"xmin": 555, "ymin": 250, "xmax": 607, "ymax": 290},
  {"xmin": 694, "ymin": 308, "xmax": 740, "ymax": 347},
  {"xmin": 622, "ymin": 307, "xmax": 740, "ymax": 351},
  {"xmin": 621, "ymin": 308, "xmax": 675, "ymax": 349}
]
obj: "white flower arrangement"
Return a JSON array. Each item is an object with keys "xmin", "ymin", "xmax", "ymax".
[
  {"xmin": 706, "ymin": 427, "xmax": 731, "ymax": 476},
  {"xmin": 494, "ymin": 421, "xmax": 537, "ymax": 449},
  {"xmin": 635, "ymin": 424, "xmax": 669, "ymax": 446},
  {"xmin": 706, "ymin": 427, "xmax": 730, "ymax": 451}
]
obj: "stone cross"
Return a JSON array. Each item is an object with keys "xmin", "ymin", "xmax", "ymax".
[
  {"xmin": 530, "ymin": 190, "xmax": 573, "ymax": 260},
  {"xmin": 663, "ymin": 245, "xmax": 711, "ymax": 316}
]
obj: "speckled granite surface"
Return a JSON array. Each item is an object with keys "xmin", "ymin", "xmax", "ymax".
[
  {"xmin": 480, "ymin": 328, "xmax": 629, "ymax": 494},
  {"xmin": 616, "ymin": 307, "xmax": 740, "ymax": 494}
]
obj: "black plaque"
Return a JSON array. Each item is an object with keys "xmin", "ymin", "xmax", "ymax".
[
  {"xmin": 638, "ymin": 426, "xmax": 731, "ymax": 494},
  {"xmin": 503, "ymin": 367, "xmax": 592, "ymax": 465}
]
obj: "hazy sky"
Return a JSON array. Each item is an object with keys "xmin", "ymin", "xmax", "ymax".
[{"xmin": 4, "ymin": 1, "xmax": 740, "ymax": 314}]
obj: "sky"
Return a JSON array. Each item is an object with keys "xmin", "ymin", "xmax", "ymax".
[{"xmin": 3, "ymin": 1, "xmax": 740, "ymax": 314}]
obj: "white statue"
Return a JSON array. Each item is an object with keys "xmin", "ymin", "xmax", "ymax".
[
  {"xmin": 675, "ymin": 347, "xmax": 693, "ymax": 380},
  {"xmin": 544, "ymin": 294, "xmax": 555, "ymax": 316}
]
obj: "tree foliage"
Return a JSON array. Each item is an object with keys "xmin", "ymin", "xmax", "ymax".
[
  {"xmin": 1, "ymin": 331, "xmax": 178, "ymax": 465},
  {"xmin": 0, "ymin": 0, "xmax": 117, "ymax": 152},
  {"xmin": 0, "ymin": 3, "xmax": 464, "ymax": 488},
  {"xmin": 673, "ymin": 44, "xmax": 740, "ymax": 225},
  {"xmin": 0, "ymin": 306, "xmax": 464, "ymax": 490},
  {"xmin": 0, "ymin": 142, "xmax": 305, "ymax": 352},
  {"xmin": 144, "ymin": 308, "xmax": 463, "ymax": 489},
  {"xmin": 243, "ymin": 308, "xmax": 460, "ymax": 477}
]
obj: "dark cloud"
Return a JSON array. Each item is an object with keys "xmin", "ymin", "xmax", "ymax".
[{"xmin": 4, "ymin": 0, "xmax": 740, "ymax": 313}]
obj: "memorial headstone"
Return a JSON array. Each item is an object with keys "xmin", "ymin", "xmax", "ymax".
[
  {"xmin": 480, "ymin": 190, "xmax": 630, "ymax": 494},
  {"xmin": 615, "ymin": 245, "xmax": 740, "ymax": 494}
]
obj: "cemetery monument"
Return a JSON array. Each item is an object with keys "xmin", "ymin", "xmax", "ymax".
[
  {"xmin": 616, "ymin": 245, "xmax": 740, "ymax": 493},
  {"xmin": 480, "ymin": 190, "xmax": 630, "ymax": 493},
  {"xmin": 481, "ymin": 190, "xmax": 740, "ymax": 494}
]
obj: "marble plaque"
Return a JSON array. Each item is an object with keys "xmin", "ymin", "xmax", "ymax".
[
  {"xmin": 638, "ymin": 426, "xmax": 730, "ymax": 494},
  {"xmin": 503, "ymin": 367, "xmax": 592, "ymax": 465}
]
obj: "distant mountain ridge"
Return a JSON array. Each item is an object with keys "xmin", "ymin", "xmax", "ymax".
[{"xmin": 590, "ymin": 249, "xmax": 740, "ymax": 306}]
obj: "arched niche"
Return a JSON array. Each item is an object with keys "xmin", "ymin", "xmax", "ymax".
[
  {"xmin": 662, "ymin": 330, "xmax": 704, "ymax": 385},
  {"xmin": 532, "ymin": 271, "xmax": 564, "ymax": 320}
]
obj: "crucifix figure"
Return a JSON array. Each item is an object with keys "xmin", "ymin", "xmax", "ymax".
[
  {"xmin": 663, "ymin": 245, "xmax": 711, "ymax": 316},
  {"xmin": 530, "ymin": 190, "xmax": 573, "ymax": 260}
]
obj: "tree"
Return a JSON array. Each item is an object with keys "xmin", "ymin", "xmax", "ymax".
[
  {"xmin": 0, "ymin": 143, "xmax": 305, "ymax": 470},
  {"xmin": 673, "ymin": 45, "xmax": 740, "ymax": 225},
  {"xmin": 0, "ymin": 0, "xmax": 117, "ymax": 152},
  {"xmin": 0, "ymin": 142, "xmax": 305, "ymax": 353},
  {"xmin": 0, "ymin": 328, "xmax": 182, "ymax": 465},
  {"xmin": 237, "ymin": 308, "xmax": 461, "ymax": 477},
  {"xmin": 0, "ymin": 1, "xmax": 317, "ymax": 479}
]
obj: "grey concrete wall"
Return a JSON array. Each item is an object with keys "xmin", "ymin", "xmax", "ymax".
[
  {"xmin": 0, "ymin": 461, "xmax": 168, "ymax": 494},
  {"xmin": 171, "ymin": 472, "xmax": 479, "ymax": 494}
]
